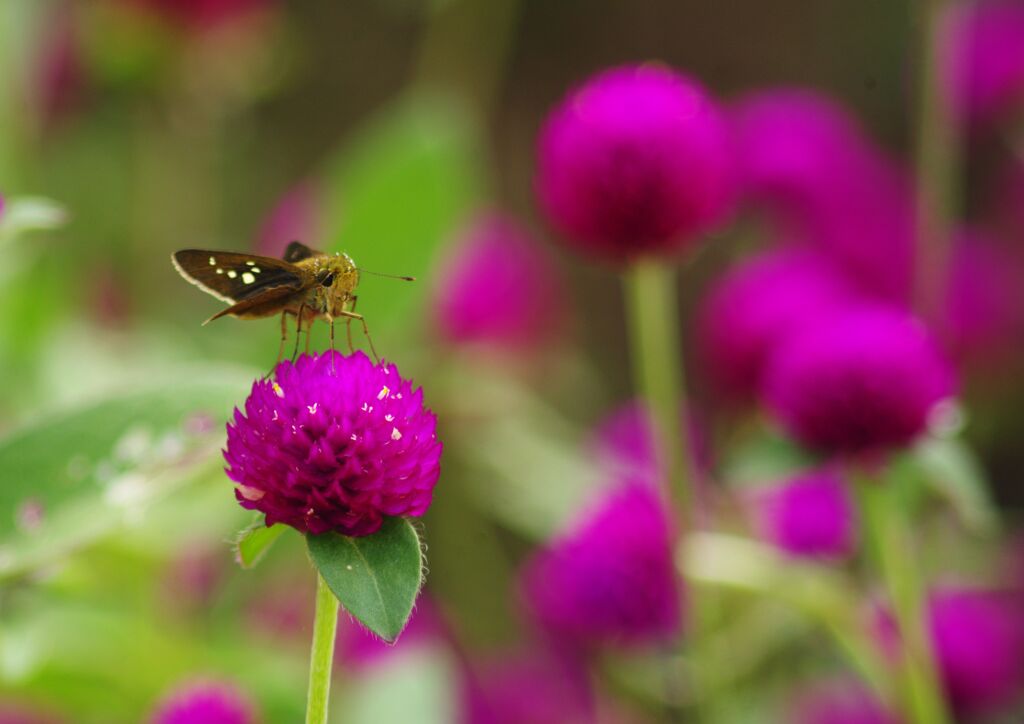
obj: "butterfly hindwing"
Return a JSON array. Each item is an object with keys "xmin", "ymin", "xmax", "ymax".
[
  {"xmin": 172, "ymin": 250, "xmax": 305, "ymax": 304},
  {"xmin": 283, "ymin": 241, "xmax": 322, "ymax": 263}
]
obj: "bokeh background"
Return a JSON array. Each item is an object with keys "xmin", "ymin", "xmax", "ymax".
[{"xmin": 1, "ymin": 0, "xmax": 1023, "ymax": 722}]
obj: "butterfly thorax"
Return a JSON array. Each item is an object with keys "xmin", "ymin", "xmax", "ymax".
[{"xmin": 297, "ymin": 252, "xmax": 360, "ymax": 318}]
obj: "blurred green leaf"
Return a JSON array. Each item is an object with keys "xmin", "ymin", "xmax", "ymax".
[
  {"xmin": 321, "ymin": 94, "xmax": 484, "ymax": 333},
  {"xmin": 913, "ymin": 436, "xmax": 1000, "ymax": 535},
  {"xmin": 233, "ymin": 516, "xmax": 287, "ymax": 569},
  {"xmin": 306, "ymin": 517, "xmax": 423, "ymax": 643},
  {"xmin": 0, "ymin": 196, "xmax": 67, "ymax": 243},
  {"xmin": 719, "ymin": 429, "xmax": 819, "ymax": 489},
  {"xmin": 0, "ymin": 366, "xmax": 253, "ymax": 579}
]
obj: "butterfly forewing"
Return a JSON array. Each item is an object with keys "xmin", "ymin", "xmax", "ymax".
[{"xmin": 172, "ymin": 250, "xmax": 306, "ymax": 304}]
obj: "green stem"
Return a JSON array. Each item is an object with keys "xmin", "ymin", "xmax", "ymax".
[
  {"xmin": 623, "ymin": 260, "xmax": 703, "ymax": 717},
  {"xmin": 305, "ymin": 573, "xmax": 340, "ymax": 724},
  {"xmin": 623, "ymin": 261, "xmax": 692, "ymax": 519},
  {"xmin": 855, "ymin": 473, "xmax": 951, "ymax": 724},
  {"xmin": 913, "ymin": 0, "xmax": 958, "ymax": 322}
]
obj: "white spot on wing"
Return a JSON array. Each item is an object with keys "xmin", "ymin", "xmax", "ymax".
[
  {"xmin": 208, "ymin": 256, "xmax": 216, "ymax": 265},
  {"xmin": 227, "ymin": 270, "xmax": 238, "ymax": 279},
  {"xmin": 242, "ymin": 272, "xmax": 256, "ymax": 284}
]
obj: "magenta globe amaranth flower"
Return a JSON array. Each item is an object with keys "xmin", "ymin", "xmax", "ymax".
[
  {"xmin": 764, "ymin": 307, "xmax": 955, "ymax": 454},
  {"xmin": 225, "ymin": 351, "xmax": 442, "ymax": 536},
  {"xmin": 939, "ymin": 0, "xmax": 1024, "ymax": 125},
  {"xmin": 521, "ymin": 480, "xmax": 681, "ymax": 648},
  {"xmin": 752, "ymin": 470, "xmax": 857, "ymax": 560},
  {"xmin": 731, "ymin": 89, "xmax": 915, "ymax": 304},
  {"xmin": 928, "ymin": 587, "xmax": 1024, "ymax": 716},
  {"xmin": 432, "ymin": 214, "xmax": 566, "ymax": 349},
  {"xmin": 150, "ymin": 680, "xmax": 256, "ymax": 724},
  {"xmin": 698, "ymin": 249, "xmax": 857, "ymax": 399},
  {"xmin": 537, "ymin": 64, "xmax": 735, "ymax": 262}
]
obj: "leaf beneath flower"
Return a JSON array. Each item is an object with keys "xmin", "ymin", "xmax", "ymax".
[
  {"xmin": 306, "ymin": 518, "xmax": 423, "ymax": 643},
  {"xmin": 234, "ymin": 516, "xmax": 287, "ymax": 569}
]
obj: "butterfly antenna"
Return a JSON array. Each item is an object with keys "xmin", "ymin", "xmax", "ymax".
[{"xmin": 358, "ymin": 269, "xmax": 416, "ymax": 282}]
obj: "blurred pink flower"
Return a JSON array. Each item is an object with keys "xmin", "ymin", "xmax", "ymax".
[
  {"xmin": 789, "ymin": 678, "xmax": 900, "ymax": 724},
  {"xmin": 764, "ymin": 306, "xmax": 955, "ymax": 455},
  {"xmin": 928, "ymin": 587, "xmax": 1024, "ymax": 716},
  {"xmin": 698, "ymin": 248, "xmax": 858, "ymax": 400},
  {"xmin": 432, "ymin": 215, "xmax": 567, "ymax": 350},
  {"xmin": 255, "ymin": 183, "xmax": 322, "ymax": 259},
  {"xmin": 749, "ymin": 469, "xmax": 857, "ymax": 560},
  {"xmin": 124, "ymin": 0, "xmax": 271, "ymax": 33},
  {"xmin": 150, "ymin": 679, "xmax": 257, "ymax": 724},
  {"xmin": 521, "ymin": 479, "xmax": 682, "ymax": 649},
  {"xmin": 939, "ymin": 228, "xmax": 1024, "ymax": 368},
  {"xmin": 28, "ymin": 6, "xmax": 87, "ymax": 130},
  {"xmin": 537, "ymin": 63, "xmax": 735, "ymax": 263},
  {"xmin": 461, "ymin": 649, "xmax": 594, "ymax": 724},
  {"xmin": 732, "ymin": 89, "xmax": 915, "ymax": 304},
  {"xmin": 939, "ymin": 0, "xmax": 1024, "ymax": 126},
  {"xmin": 588, "ymin": 400, "xmax": 713, "ymax": 484}
]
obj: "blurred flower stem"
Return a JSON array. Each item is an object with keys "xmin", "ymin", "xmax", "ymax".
[
  {"xmin": 855, "ymin": 471, "xmax": 951, "ymax": 724},
  {"xmin": 623, "ymin": 260, "xmax": 703, "ymax": 713},
  {"xmin": 305, "ymin": 572, "xmax": 340, "ymax": 724},
  {"xmin": 913, "ymin": 0, "xmax": 959, "ymax": 322},
  {"xmin": 624, "ymin": 261, "xmax": 692, "ymax": 519}
]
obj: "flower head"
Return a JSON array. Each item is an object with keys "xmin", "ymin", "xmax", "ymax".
[
  {"xmin": 432, "ymin": 214, "xmax": 566, "ymax": 349},
  {"xmin": 764, "ymin": 307, "xmax": 955, "ymax": 454},
  {"xmin": 751, "ymin": 470, "xmax": 856, "ymax": 560},
  {"xmin": 521, "ymin": 480, "xmax": 681, "ymax": 648},
  {"xmin": 150, "ymin": 680, "xmax": 256, "ymax": 724},
  {"xmin": 224, "ymin": 351, "xmax": 442, "ymax": 536},
  {"xmin": 731, "ymin": 89, "xmax": 915, "ymax": 303},
  {"xmin": 536, "ymin": 64, "xmax": 734, "ymax": 263},
  {"xmin": 939, "ymin": 0, "xmax": 1024, "ymax": 126},
  {"xmin": 929, "ymin": 587, "xmax": 1024, "ymax": 716},
  {"xmin": 698, "ymin": 249, "xmax": 857, "ymax": 399}
]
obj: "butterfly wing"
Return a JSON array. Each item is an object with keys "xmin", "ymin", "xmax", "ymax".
[
  {"xmin": 172, "ymin": 250, "xmax": 306, "ymax": 304},
  {"xmin": 283, "ymin": 241, "xmax": 323, "ymax": 264}
]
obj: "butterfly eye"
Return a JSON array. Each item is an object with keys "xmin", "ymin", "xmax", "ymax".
[{"xmin": 319, "ymin": 272, "xmax": 336, "ymax": 287}]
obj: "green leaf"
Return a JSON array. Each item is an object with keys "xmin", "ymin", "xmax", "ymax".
[
  {"xmin": 233, "ymin": 516, "xmax": 287, "ymax": 569},
  {"xmin": 320, "ymin": 94, "xmax": 484, "ymax": 332},
  {"xmin": 913, "ymin": 436, "xmax": 1000, "ymax": 535},
  {"xmin": 0, "ymin": 366, "xmax": 253, "ymax": 579},
  {"xmin": 306, "ymin": 517, "xmax": 423, "ymax": 643}
]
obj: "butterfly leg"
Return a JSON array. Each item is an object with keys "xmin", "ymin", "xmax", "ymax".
[
  {"xmin": 345, "ymin": 295, "xmax": 357, "ymax": 354},
  {"xmin": 276, "ymin": 310, "xmax": 293, "ymax": 364},
  {"xmin": 305, "ymin": 318, "xmax": 313, "ymax": 354},
  {"xmin": 328, "ymin": 317, "xmax": 337, "ymax": 374},
  {"xmin": 339, "ymin": 310, "xmax": 379, "ymax": 363},
  {"xmin": 291, "ymin": 304, "xmax": 306, "ymax": 362}
]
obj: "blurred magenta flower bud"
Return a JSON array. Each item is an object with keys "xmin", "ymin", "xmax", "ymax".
[
  {"xmin": 225, "ymin": 351, "xmax": 442, "ymax": 536},
  {"xmin": 432, "ymin": 214, "xmax": 567, "ymax": 350},
  {"xmin": 124, "ymin": 0, "xmax": 271, "ymax": 33},
  {"xmin": 764, "ymin": 306, "xmax": 955, "ymax": 455},
  {"xmin": 255, "ymin": 182, "xmax": 321, "ymax": 259},
  {"xmin": 698, "ymin": 249, "xmax": 857, "ymax": 400},
  {"xmin": 750, "ymin": 470, "xmax": 857, "ymax": 560},
  {"xmin": 521, "ymin": 480, "xmax": 681, "ymax": 648},
  {"xmin": 28, "ymin": 7, "xmax": 87, "ymax": 131},
  {"xmin": 461, "ymin": 650, "xmax": 594, "ymax": 724},
  {"xmin": 939, "ymin": 228, "xmax": 1024, "ymax": 369},
  {"xmin": 536, "ymin": 64, "xmax": 735, "ymax": 263},
  {"xmin": 732, "ymin": 89, "xmax": 915, "ymax": 304},
  {"xmin": 789, "ymin": 678, "xmax": 899, "ymax": 724},
  {"xmin": 150, "ymin": 680, "xmax": 256, "ymax": 724},
  {"xmin": 928, "ymin": 587, "xmax": 1024, "ymax": 716},
  {"xmin": 939, "ymin": 0, "xmax": 1024, "ymax": 126},
  {"xmin": 588, "ymin": 400, "xmax": 713, "ymax": 484}
]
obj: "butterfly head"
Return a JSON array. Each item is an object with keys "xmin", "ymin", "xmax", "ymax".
[{"xmin": 314, "ymin": 253, "xmax": 360, "ymax": 316}]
